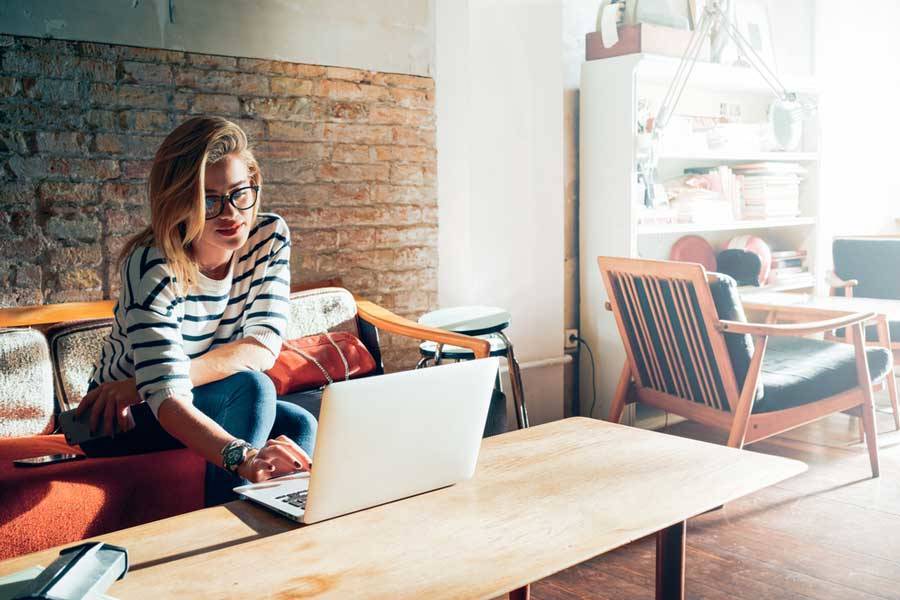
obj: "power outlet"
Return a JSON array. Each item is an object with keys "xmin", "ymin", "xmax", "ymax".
[{"xmin": 564, "ymin": 328, "xmax": 579, "ymax": 350}]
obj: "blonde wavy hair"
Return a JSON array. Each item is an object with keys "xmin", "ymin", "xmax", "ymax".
[{"xmin": 119, "ymin": 116, "xmax": 262, "ymax": 294}]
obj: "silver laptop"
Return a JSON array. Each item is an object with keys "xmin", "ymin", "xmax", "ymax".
[{"xmin": 234, "ymin": 357, "xmax": 499, "ymax": 524}]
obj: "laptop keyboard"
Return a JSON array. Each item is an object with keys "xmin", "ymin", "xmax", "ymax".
[{"xmin": 276, "ymin": 490, "xmax": 308, "ymax": 509}]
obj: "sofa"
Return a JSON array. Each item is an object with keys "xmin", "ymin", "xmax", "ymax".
[{"xmin": 0, "ymin": 286, "xmax": 501, "ymax": 560}]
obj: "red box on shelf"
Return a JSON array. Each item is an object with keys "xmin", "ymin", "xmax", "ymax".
[{"xmin": 586, "ymin": 23, "xmax": 706, "ymax": 61}]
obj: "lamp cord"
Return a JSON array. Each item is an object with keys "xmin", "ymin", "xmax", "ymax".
[{"xmin": 573, "ymin": 336, "xmax": 598, "ymax": 419}]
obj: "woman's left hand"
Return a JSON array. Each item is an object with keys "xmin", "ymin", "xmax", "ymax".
[{"xmin": 76, "ymin": 379, "xmax": 141, "ymax": 436}]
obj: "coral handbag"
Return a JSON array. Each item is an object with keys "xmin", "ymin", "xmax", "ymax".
[{"xmin": 266, "ymin": 331, "xmax": 377, "ymax": 395}]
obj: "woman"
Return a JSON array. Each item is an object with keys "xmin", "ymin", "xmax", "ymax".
[{"xmin": 77, "ymin": 116, "xmax": 315, "ymax": 506}]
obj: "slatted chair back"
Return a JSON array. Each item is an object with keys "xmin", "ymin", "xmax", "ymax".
[{"xmin": 598, "ymin": 257, "xmax": 742, "ymax": 413}]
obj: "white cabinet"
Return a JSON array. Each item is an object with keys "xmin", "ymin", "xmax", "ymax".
[{"xmin": 578, "ymin": 53, "xmax": 822, "ymax": 425}]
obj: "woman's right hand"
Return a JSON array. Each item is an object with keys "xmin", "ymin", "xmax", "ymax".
[{"xmin": 237, "ymin": 435, "xmax": 312, "ymax": 482}]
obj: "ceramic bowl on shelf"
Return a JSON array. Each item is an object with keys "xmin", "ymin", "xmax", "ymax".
[{"xmin": 669, "ymin": 234, "xmax": 716, "ymax": 271}]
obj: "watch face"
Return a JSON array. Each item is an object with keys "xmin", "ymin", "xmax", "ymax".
[{"xmin": 225, "ymin": 444, "xmax": 246, "ymax": 469}]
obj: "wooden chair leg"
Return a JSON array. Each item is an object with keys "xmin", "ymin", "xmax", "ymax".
[
  {"xmin": 888, "ymin": 371, "xmax": 900, "ymax": 431},
  {"xmin": 509, "ymin": 585, "xmax": 530, "ymax": 600},
  {"xmin": 852, "ymin": 323, "xmax": 880, "ymax": 478},
  {"xmin": 608, "ymin": 361, "xmax": 632, "ymax": 423},
  {"xmin": 861, "ymin": 398, "xmax": 880, "ymax": 478},
  {"xmin": 875, "ymin": 317, "xmax": 900, "ymax": 430}
]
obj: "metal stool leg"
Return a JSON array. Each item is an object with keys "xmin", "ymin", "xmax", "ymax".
[{"xmin": 497, "ymin": 331, "xmax": 529, "ymax": 429}]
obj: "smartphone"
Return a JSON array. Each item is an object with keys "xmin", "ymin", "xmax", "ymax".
[
  {"xmin": 13, "ymin": 454, "xmax": 85, "ymax": 468},
  {"xmin": 58, "ymin": 407, "xmax": 118, "ymax": 446}
]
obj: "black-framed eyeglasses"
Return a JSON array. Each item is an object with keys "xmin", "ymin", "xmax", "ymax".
[{"xmin": 204, "ymin": 185, "xmax": 259, "ymax": 219}]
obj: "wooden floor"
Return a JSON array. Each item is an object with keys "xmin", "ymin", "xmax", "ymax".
[{"xmin": 530, "ymin": 396, "xmax": 900, "ymax": 600}]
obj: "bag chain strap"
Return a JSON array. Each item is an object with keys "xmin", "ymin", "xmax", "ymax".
[
  {"xmin": 323, "ymin": 331, "xmax": 351, "ymax": 381},
  {"xmin": 283, "ymin": 331, "xmax": 351, "ymax": 387}
]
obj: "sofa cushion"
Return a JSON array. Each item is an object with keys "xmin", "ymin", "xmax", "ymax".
[
  {"xmin": 45, "ymin": 319, "xmax": 113, "ymax": 411},
  {"xmin": 0, "ymin": 445, "xmax": 204, "ymax": 560},
  {"xmin": 285, "ymin": 287, "xmax": 360, "ymax": 338},
  {"xmin": 754, "ymin": 337, "xmax": 892, "ymax": 413},
  {"xmin": 0, "ymin": 328, "xmax": 55, "ymax": 437}
]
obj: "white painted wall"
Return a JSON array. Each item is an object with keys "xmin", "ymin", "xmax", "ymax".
[
  {"xmin": 0, "ymin": 0, "xmax": 433, "ymax": 76},
  {"xmin": 435, "ymin": 0, "xmax": 565, "ymax": 426},
  {"xmin": 815, "ymin": 0, "xmax": 900, "ymax": 248}
]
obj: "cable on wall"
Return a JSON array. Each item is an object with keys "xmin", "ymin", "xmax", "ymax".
[{"xmin": 573, "ymin": 336, "xmax": 598, "ymax": 418}]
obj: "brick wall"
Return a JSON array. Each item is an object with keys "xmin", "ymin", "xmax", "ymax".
[{"xmin": 0, "ymin": 35, "xmax": 437, "ymax": 370}]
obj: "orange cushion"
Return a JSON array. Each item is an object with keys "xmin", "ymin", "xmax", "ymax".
[{"xmin": 0, "ymin": 437, "xmax": 204, "ymax": 560}]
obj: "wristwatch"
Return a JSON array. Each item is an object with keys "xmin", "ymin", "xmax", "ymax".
[{"xmin": 221, "ymin": 438, "xmax": 254, "ymax": 473}]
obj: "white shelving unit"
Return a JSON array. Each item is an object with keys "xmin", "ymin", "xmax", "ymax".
[{"xmin": 578, "ymin": 53, "xmax": 823, "ymax": 427}]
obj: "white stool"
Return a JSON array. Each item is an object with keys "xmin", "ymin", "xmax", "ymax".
[{"xmin": 416, "ymin": 306, "xmax": 529, "ymax": 429}]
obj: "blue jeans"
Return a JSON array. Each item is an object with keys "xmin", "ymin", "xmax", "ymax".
[{"xmin": 82, "ymin": 372, "xmax": 317, "ymax": 506}]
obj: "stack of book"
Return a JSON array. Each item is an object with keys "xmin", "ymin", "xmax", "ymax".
[
  {"xmin": 669, "ymin": 189, "xmax": 734, "ymax": 224},
  {"xmin": 683, "ymin": 166, "xmax": 742, "ymax": 218},
  {"xmin": 768, "ymin": 250, "xmax": 813, "ymax": 288},
  {"xmin": 734, "ymin": 163, "xmax": 806, "ymax": 219}
]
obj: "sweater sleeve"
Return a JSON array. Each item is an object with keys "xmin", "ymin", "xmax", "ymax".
[
  {"xmin": 122, "ymin": 246, "xmax": 193, "ymax": 417},
  {"xmin": 241, "ymin": 216, "xmax": 292, "ymax": 356}
]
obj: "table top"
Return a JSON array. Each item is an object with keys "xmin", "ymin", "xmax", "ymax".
[
  {"xmin": 741, "ymin": 291, "xmax": 900, "ymax": 321},
  {"xmin": 0, "ymin": 418, "xmax": 806, "ymax": 599}
]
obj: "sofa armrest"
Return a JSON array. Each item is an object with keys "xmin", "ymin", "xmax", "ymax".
[
  {"xmin": 0, "ymin": 300, "xmax": 116, "ymax": 327},
  {"xmin": 355, "ymin": 300, "xmax": 491, "ymax": 359}
]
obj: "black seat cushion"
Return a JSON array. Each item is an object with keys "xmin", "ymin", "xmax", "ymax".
[
  {"xmin": 832, "ymin": 319, "xmax": 900, "ymax": 344},
  {"xmin": 278, "ymin": 384, "xmax": 509, "ymax": 437},
  {"xmin": 753, "ymin": 337, "xmax": 892, "ymax": 413}
]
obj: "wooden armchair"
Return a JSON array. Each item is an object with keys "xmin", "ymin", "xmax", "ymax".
[
  {"xmin": 826, "ymin": 237, "xmax": 900, "ymax": 356},
  {"xmin": 599, "ymin": 257, "xmax": 890, "ymax": 477}
]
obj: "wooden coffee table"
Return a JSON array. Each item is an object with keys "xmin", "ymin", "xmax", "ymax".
[{"xmin": 0, "ymin": 418, "xmax": 805, "ymax": 599}]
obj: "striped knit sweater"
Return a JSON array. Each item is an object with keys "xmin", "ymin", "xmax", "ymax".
[{"xmin": 88, "ymin": 212, "xmax": 291, "ymax": 417}]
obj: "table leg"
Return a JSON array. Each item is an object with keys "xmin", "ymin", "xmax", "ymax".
[
  {"xmin": 656, "ymin": 521, "xmax": 686, "ymax": 600},
  {"xmin": 509, "ymin": 584, "xmax": 530, "ymax": 600}
]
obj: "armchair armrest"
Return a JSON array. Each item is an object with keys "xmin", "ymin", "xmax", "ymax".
[
  {"xmin": 717, "ymin": 311, "xmax": 877, "ymax": 337},
  {"xmin": 827, "ymin": 270, "xmax": 858, "ymax": 292},
  {"xmin": 355, "ymin": 300, "xmax": 491, "ymax": 359}
]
